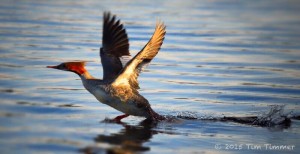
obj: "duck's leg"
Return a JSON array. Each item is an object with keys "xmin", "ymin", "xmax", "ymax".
[{"xmin": 113, "ymin": 114, "xmax": 129, "ymax": 122}]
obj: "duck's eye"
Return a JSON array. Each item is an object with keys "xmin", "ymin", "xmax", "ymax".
[{"xmin": 58, "ymin": 63, "xmax": 67, "ymax": 69}]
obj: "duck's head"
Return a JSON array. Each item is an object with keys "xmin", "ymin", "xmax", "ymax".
[{"xmin": 47, "ymin": 61, "xmax": 87, "ymax": 75}]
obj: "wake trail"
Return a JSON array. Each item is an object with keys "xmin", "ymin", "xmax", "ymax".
[{"xmin": 164, "ymin": 105, "xmax": 298, "ymax": 128}]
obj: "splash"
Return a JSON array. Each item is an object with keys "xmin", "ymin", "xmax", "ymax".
[{"xmin": 252, "ymin": 105, "xmax": 292, "ymax": 127}]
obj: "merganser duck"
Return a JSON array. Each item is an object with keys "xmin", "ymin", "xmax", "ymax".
[{"xmin": 47, "ymin": 12, "xmax": 166, "ymax": 121}]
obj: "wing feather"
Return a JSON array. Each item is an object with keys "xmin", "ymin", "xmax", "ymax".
[
  {"xmin": 100, "ymin": 12, "xmax": 130, "ymax": 81},
  {"xmin": 112, "ymin": 21, "xmax": 166, "ymax": 89}
]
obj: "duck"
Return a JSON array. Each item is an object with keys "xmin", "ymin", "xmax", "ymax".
[{"xmin": 47, "ymin": 12, "xmax": 166, "ymax": 122}]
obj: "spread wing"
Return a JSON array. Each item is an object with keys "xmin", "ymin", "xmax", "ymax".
[
  {"xmin": 112, "ymin": 21, "xmax": 166, "ymax": 89},
  {"xmin": 100, "ymin": 12, "xmax": 130, "ymax": 81}
]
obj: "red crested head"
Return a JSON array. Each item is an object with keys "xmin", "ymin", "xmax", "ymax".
[{"xmin": 47, "ymin": 61, "xmax": 87, "ymax": 75}]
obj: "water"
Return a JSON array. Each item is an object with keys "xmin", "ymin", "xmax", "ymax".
[{"xmin": 1, "ymin": 0, "xmax": 300, "ymax": 153}]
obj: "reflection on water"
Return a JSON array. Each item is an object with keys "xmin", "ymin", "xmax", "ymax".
[
  {"xmin": 81, "ymin": 120, "xmax": 158, "ymax": 154},
  {"xmin": 1, "ymin": 0, "xmax": 300, "ymax": 153}
]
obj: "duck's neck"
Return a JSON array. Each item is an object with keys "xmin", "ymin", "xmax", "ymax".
[
  {"xmin": 69, "ymin": 65, "xmax": 94, "ymax": 79},
  {"xmin": 78, "ymin": 70, "xmax": 97, "ymax": 94},
  {"xmin": 80, "ymin": 71, "xmax": 94, "ymax": 80}
]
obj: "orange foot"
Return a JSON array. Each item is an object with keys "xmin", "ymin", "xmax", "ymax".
[{"xmin": 113, "ymin": 114, "xmax": 129, "ymax": 122}]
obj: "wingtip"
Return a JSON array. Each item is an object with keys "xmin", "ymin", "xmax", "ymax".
[
  {"xmin": 103, "ymin": 11, "xmax": 111, "ymax": 17},
  {"xmin": 155, "ymin": 20, "xmax": 166, "ymax": 34},
  {"xmin": 103, "ymin": 11, "xmax": 118, "ymax": 23},
  {"xmin": 103, "ymin": 11, "xmax": 109, "ymax": 20}
]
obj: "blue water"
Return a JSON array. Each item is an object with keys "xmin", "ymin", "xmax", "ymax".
[{"xmin": 1, "ymin": 0, "xmax": 300, "ymax": 153}]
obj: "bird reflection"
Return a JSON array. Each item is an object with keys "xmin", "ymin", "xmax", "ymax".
[{"xmin": 80, "ymin": 119, "xmax": 166, "ymax": 154}]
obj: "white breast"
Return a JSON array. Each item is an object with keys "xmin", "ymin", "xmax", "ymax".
[{"xmin": 81, "ymin": 77, "xmax": 149, "ymax": 117}]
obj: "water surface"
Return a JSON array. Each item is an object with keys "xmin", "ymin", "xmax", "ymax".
[{"xmin": 1, "ymin": 0, "xmax": 300, "ymax": 153}]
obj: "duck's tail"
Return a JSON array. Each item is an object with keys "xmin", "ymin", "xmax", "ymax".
[{"xmin": 147, "ymin": 107, "xmax": 166, "ymax": 121}]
